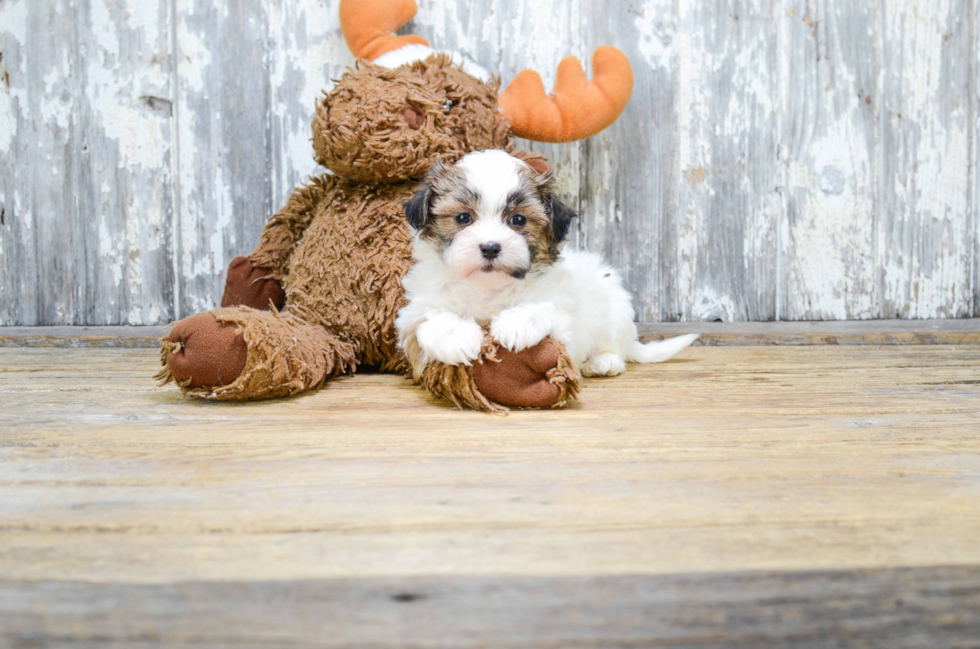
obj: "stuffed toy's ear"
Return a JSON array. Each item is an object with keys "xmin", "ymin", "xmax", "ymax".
[
  {"xmin": 500, "ymin": 46, "xmax": 634, "ymax": 143},
  {"xmin": 524, "ymin": 159, "xmax": 552, "ymax": 175}
]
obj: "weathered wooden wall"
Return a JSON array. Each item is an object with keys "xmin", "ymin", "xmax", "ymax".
[{"xmin": 0, "ymin": 0, "xmax": 977, "ymax": 325}]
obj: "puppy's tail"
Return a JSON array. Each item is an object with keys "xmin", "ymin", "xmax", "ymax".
[{"xmin": 628, "ymin": 334, "xmax": 700, "ymax": 364}]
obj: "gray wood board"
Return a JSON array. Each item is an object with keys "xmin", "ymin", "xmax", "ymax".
[
  {"xmin": 2, "ymin": 566, "xmax": 979, "ymax": 648},
  {"xmin": 1, "ymin": 0, "xmax": 979, "ymax": 325},
  {"xmin": 779, "ymin": 0, "xmax": 877, "ymax": 321},
  {"xmin": 0, "ymin": 0, "xmax": 176, "ymax": 326}
]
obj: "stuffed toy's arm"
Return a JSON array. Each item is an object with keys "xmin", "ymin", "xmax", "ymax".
[
  {"xmin": 248, "ymin": 175, "xmax": 337, "ymax": 281},
  {"xmin": 217, "ymin": 175, "xmax": 337, "ymax": 312}
]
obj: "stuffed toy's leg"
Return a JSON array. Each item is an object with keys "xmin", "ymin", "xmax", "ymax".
[
  {"xmin": 402, "ymin": 326, "xmax": 580, "ymax": 413},
  {"xmin": 157, "ymin": 176, "xmax": 340, "ymax": 398},
  {"xmin": 157, "ymin": 307, "xmax": 356, "ymax": 401}
]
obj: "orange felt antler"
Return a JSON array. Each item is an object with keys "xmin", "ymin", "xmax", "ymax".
[
  {"xmin": 499, "ymin": 46, "xmax": 634, "ymax": 143},
  {"xmin": 340, "ymin": 0, "xmax": 430, "ymax": 61}
]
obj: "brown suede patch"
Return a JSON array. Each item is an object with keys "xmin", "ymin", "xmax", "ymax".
[
  {"xmin": 473, "ymin": 339, "xmax": 564, "ymax": 408},
  {"xmin": 221, "ymin": 257, "xmax": 286, "ymax": 311},
  {"xmin": 164, "ymin": 313, "xmax": 247, "ymax": 390}
]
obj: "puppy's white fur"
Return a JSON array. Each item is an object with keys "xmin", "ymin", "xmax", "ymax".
[{"xmin": 397, "ymin": 150, "xmax": 698, "ymax": 377}]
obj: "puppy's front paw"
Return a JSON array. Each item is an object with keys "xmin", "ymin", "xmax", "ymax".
[
  {"xmin": 490, "ymin": 307, "xmax": 554, "ymax": 352},
  {"xmin": 416, "ymin": 312, "xmax": 484, "ymax": 366}
]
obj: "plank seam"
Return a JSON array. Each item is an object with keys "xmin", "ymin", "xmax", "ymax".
[
  {"xmin": 972, "ymin": 0, "xmax": 979, "ymax": 317},
  {"xmin": 873, "ymin": 0, "xmax": 884, "ymax": 319},
  {"xmin": 29, "ymin": 2, "xmax": 43, "ymax": 326},
  {"xmin": 69, "ymin": 0, "xmax": 84, "ymax": 326},
  {"xmin": 169, "ymin": 0, "xmax": 182, "ymax": 323},
  {"xmin": 772, "ymin": 0, "xmax": 783, "ymax": 322}
]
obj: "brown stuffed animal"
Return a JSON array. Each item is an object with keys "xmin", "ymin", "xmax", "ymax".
[{"xmin": 156, "ymin": 0, "xmax": 634, "ymax": 411}]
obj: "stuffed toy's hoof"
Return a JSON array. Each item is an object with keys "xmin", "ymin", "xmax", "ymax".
[
  {"xmin": 160, "ymin": 313, "xmax": 247, "ymax": 390},
  {"xmin": 220, "ymin": 257, "xmax": 286, "ymax": 311},
  {"xmin": 473, "ymin": 339, "xmax": 579, "ymax": 408}
]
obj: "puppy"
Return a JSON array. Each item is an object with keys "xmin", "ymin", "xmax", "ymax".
[{"xmin": 396, "ymin": 150, "xmax": 698, "ymax": 378}]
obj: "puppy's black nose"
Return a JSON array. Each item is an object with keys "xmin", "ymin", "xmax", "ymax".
[{"xmin": 480, "ymin": 242, "xmax": 502, "ymax": 260}]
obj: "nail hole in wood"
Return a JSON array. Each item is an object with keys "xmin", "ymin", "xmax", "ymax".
[
  {"xmin": 140, "ymin": 95, "xmax": 173, "ymax": 116},
  {"xmin": 391, "ymin": 592, "xmax": 426, "ymax": 603}
]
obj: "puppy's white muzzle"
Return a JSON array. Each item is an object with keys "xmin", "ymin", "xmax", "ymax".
[{"xmin": 444, "ymin": 218, "xmax": 530, "ymax": 280}]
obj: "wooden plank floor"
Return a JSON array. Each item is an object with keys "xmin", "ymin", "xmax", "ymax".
[
  {"xmin": 2, "ymin": 345, "xmax": 980, "ymax": 647},
  {"xmin": 3, "ymin": 318, "xmax": 980, "ymax": 348}
]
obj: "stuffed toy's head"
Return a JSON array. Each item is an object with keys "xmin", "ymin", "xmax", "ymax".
[
  {"xmin": 313, "ymin": 56, "xmax": 511, "ymax": 184},
  {"xmin": 313, "ymin": 0, "xmax": 636, "ymax": 184}
]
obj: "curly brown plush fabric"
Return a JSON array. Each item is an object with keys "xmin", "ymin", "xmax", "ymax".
[
  {"xmin": 313, "ymin": 57, "xmax": 513, "ymax": 183},
  {"xmin": 157, "ymin": 54, "xmax": 578, "ymax": 410}
]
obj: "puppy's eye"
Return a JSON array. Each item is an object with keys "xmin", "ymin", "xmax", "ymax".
[
  {"xmin": 509, "ymin": 215, "xmax": 527, "ymax": 227},
  {"xmin": 455, "ymin": 213, "xmax": 473, "ymax": 225}
]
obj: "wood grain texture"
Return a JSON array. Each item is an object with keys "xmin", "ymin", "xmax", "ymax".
[
  {"xmin": 0, "ymin": 0, "xmax": 46, "ymax": 326},
  {"xmin": 2, "ymin": 346, "xmax": 980, "ymax": 583},
  {"xmin": 578, "ymin": 0, "xmax": 672, "ymax": 323},
  {"xmin": 878, "ymin": 0, "xmax": 974, "ymax": 319},
  {"xmin": 668, "ymin": 0, "xmax": 779, "ymax": 322},
  {"xmin": 2, "ymin": 345, "xmax": 980, "ymax": 644},
  {"xmin": 3, "ymin": 0, "xmax": 980, "ymax": 325},
  {"xmin": 173, "ymin": 0, "xmax": 273, "ymax": 318},
  {"xmin": 779, "ymin": 0, "xmax": 878, "ymax": 321},
  {"xmin": 3, "ymin": 567, "xmax": 980, "ymax": 648},
  {"xmin": 3, "ymin": 320, "xmax": 980, "ymax": 348},
  {"xmin": 0, "ymin": 0, "xmax": 175, "ymax": 327}
]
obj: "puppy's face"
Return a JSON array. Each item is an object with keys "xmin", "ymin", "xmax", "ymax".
[{"xmin": 405, "ymin": 150, "xmax": 576, "ymax": 283}]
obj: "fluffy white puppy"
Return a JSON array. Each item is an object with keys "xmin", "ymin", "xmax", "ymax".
[{"xmin": 396, "ymin": 150, "xmax": 698, "ymax": 377}]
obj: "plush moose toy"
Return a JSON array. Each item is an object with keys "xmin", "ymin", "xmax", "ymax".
[{"xmin": 157, "ymin": 0, "xmax": 634, "ymax": 411}]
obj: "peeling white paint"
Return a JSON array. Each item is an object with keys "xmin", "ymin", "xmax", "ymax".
[
  {"xmin": 0, "ymin": 88, "xmax": 16, "ymax": 155},
  {"xmin": 3, "ymin": 0, "xmax": 978, "ymax": 325},
  {"xmin": 0, "ymin": 0, "xmax": 28, "ymax": 155},
  {"xmin": 691, "ymin": 287, "xmax": 738, "ymax": 322},
  {"xmin": 0, "ymin": 0, "xmax": 29, "ymax": 47},
  {"xmin": 635, "ymin": 0, "xmax": 675, "ymax": 71},
  {"xmin": 878, "ymin": 0, "xmax": 973, "ymax": 319},
  {"xmin": 267, "ymin": 0, "xmax": 349, "ymax": 207},
  {"xmin": 778, "ymin": 0, "xmax": 879, "ymax": 321},
  {"xmin": 99, "ymin": 221, "xmax": 125, "ymax": 288},
  {"xmin": 121, "ymin": 0, "xmax": 162, "ymax": 38},
  {"xmin": 85, "ymin": 0, "xmax": 170, "ymax": 171},
  {"xmin": 176, "ymin": 16, "xmax": 212, "ymax": 94}
]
